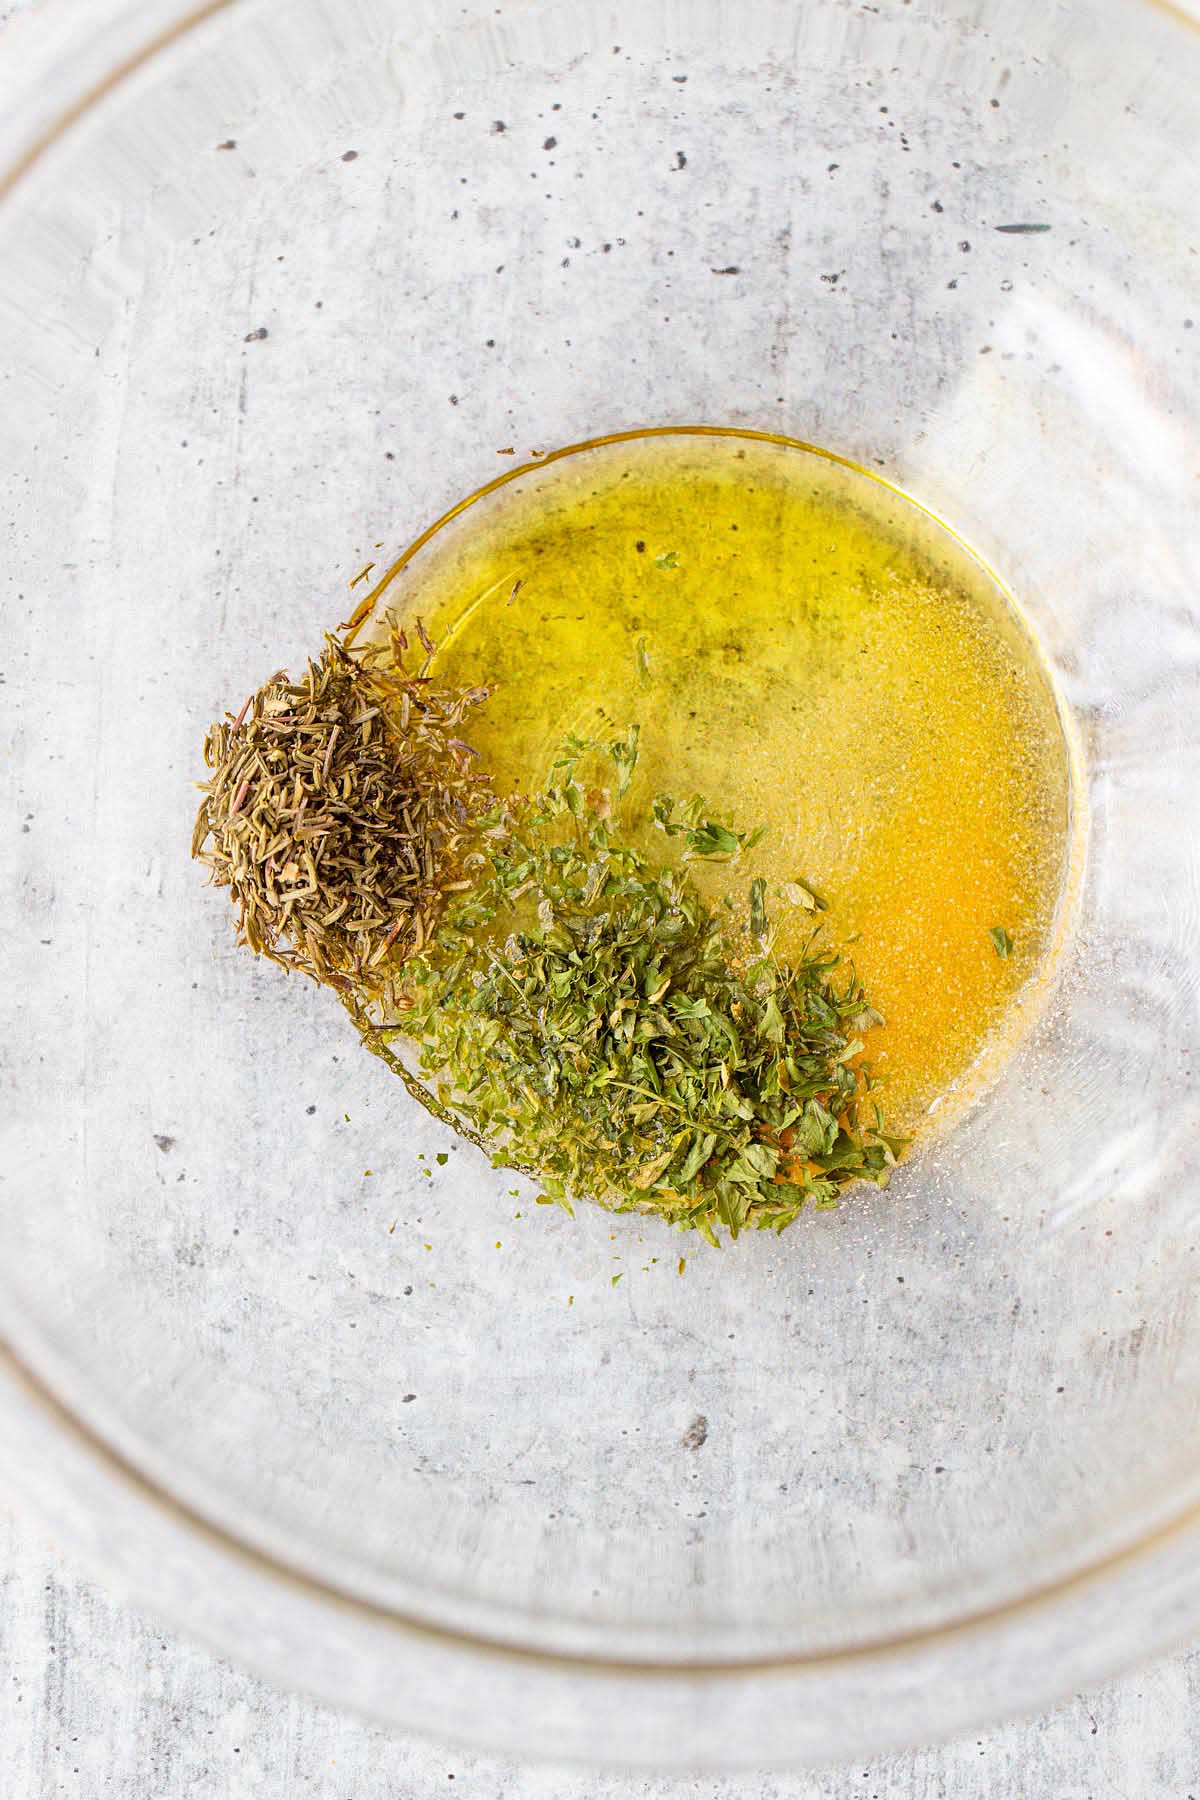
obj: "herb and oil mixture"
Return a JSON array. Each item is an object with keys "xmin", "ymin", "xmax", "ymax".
[
  {"xmin": 396, "ymin": 431, "xmax": 1072, "ymax": 1136},
  {"xmin": 195, "ymin": 430, "xmax": 1072, "ymax": 1240},
  {"xmin": 394, "ymin": 732, "xmax": 902, "ymax": 1241}
]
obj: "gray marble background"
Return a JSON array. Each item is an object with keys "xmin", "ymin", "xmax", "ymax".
[{"xmin": 4, "ymin": 0, "xmax": 1200, "ymax": 1792}]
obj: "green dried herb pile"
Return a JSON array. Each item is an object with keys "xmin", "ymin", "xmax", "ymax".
[{"xmin": 386, "ymin": 735, "xmax": 901, "ymax": 1241}]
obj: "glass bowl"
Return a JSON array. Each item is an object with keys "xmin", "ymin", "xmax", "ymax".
[{"xmin": 2, "ymin": 0, "xmax": 1199, "ymax": 1771}]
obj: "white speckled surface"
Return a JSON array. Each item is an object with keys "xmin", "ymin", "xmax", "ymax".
[
  {"xmin": 5, "ymin": 1496, "xmax": 1200, "ymax": 1796},
  {"xmin": 4, "ymin": 0, "xmax": 1200, "ymax": 1789}
]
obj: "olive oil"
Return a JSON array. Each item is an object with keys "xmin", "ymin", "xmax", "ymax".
[{"xmin": 371, "ymin": 429, "xmax": 1073, "ymax": 1138}]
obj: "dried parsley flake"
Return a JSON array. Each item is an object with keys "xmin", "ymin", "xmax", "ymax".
[{"xmin": 385, "ymin": 736, "xmax": 902, "ymax": 1242}]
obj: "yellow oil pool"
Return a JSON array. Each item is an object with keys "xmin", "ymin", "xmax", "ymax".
[{"xmin": 370, "ymin": 429, "xmax": 1073, "ymax": 1137}]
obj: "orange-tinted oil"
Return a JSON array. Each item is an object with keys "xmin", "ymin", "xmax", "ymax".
[{"xmin": 384, "ymin": 431, "xmax": 1072, "ymax": 1136}]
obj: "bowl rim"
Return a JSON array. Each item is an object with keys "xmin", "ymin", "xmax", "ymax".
[{"xmin": 0, "ymin": 415, "xmax": 1180, "ymax": 1685}]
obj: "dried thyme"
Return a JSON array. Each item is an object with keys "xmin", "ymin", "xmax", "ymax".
[{"xmin": 193, "ymin": 618, "xmax": 491, "ymax": 1000}]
